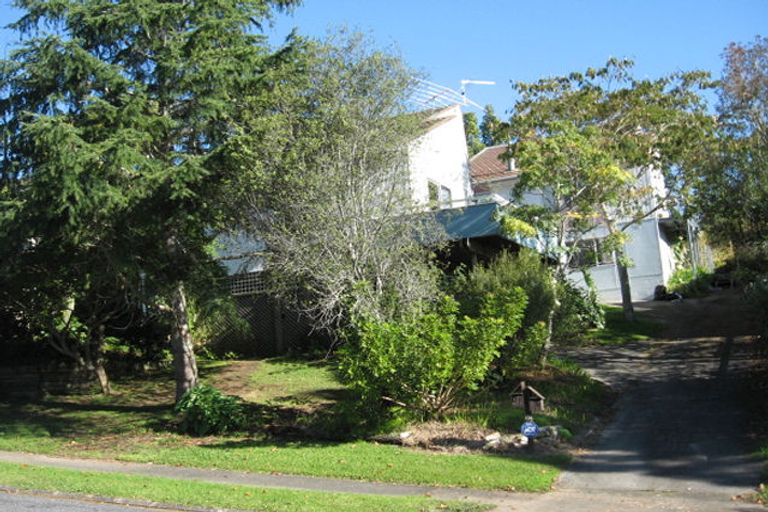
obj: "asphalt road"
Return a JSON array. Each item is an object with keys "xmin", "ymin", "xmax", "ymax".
[{"xmin": 0, "ymin": 490, "xmax": 172, "ymax": 512}]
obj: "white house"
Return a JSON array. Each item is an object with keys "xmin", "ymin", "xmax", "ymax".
[
  {"xmin": 468, "ymin": 144, "xmax": 678, "ymax": 302},
  {"xmin": 408, "ymin": 105, "xmax": 473, "ymax": 208}
]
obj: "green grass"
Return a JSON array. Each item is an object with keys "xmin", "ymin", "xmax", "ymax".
[
  {"xmin": 247, "ymin": 357, "xmax": 348, "ymax": 406},
  {"xmin": 116, "ymin": 438, "xmax": 564, "ymax": 491},
  {"xmin": 0, "ymin": 356, "xmax": 581, "ymax": 492},
  {"xmin": 449, "ymin": 357, "xmax": 612, "ymax": 436},
  {"xmin": 0, "ymin": 399, "xmax": 564, "ymax": 491},
  {"xmin": 587, "ymin": 306, "xmax": 661, "ymax": 345},
  {"xmin": 0, "ymin": 461, "xmax": 488, "ymax": 512}
]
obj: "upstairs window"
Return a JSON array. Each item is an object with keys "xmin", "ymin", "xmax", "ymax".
[
  {"xmin": 568, "ymin": 238, "xmax": 615, "ymax": 268},
  {"xmin": 428, "ymin": 181, "xmax": 452, "ymax": 209}
]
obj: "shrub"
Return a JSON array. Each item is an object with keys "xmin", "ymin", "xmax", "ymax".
[
  {"xmin": 745, "ymin": 275, "xmax": 768, "ymax": 342},
  {"xmin": 339, "ymin": 289, "xmax": 527, "ymax": 418},
  {"xmin": 451, "ymin": 250, "xmax": 556, "ymax": 372},
  {"xmin": 668, "ymin": 267, "xmax": 713, "ymax": 297},
  {"xmin": 554, "ymin": 278, "xmax": 605, "ymax": 342},
  {"xmin": 174, "ymin": 384, "xmax": 245, "ymax": 436}
]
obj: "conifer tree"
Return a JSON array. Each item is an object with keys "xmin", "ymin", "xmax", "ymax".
[{"xmin": 0, "ymin": 0, "xmax": 298, "ymax": 401}]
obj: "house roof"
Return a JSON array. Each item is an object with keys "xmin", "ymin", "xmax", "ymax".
[
  {"xmin": 432, "ymin": 202, "xmax": 544, "ymax": 254},
  {"xmin": 470, "ymin": 144, "xmax": 518, "ymax": 183},
  {"xmin": 434, "ymin": 202, "xmax": 505, "ymax": 240}
]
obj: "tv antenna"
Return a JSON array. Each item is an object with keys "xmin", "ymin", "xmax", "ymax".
[{"xmin": 410, "ymin": 78, "xmax": 495, "ymax": 111}]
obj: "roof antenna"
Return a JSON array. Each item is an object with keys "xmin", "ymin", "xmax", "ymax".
[
  {"xmin": 460, "ymin": 79, "xmax": 496, "ymax": 107},
  {"xmin": 411, "ymin": 78, "xmax": 495, "ymax": 111}
]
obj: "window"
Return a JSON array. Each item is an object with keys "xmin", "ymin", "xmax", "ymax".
[
  {"xmin": 568, "ymin": 238, "xmax": 614, "ymax": 268},
  {"xmin": 438, "ymin": 185, "xmax": 452, "ymax": 207},
  {"xmin": 428, "ymin": 181, "xmax": 452, "ymax": 209}
]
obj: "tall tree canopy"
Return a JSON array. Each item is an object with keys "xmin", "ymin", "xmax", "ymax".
[
  {"xmin": 480, "ymin": 104, "xmax": 507, "ymax": 146},
  {"xmin": 463, "ymin": 111, "xmax": 484, "ymax": 156},
  {"xmin": 502, "ymin": 59, "xmax": 714, "ymax": 323},
  {"xmin": 0, "ymin": 0, "xmax": 299, "ymax": 401},
  {"xmin": 692, "ymin": 36, "xmax": 768, "ymax": 251},
  {"xmin": 241, "ymin": 34, "xmax": 443, "ymax": 331}
]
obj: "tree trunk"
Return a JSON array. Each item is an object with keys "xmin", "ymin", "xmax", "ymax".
[
  {"xmin": 616, "ymin": 250, "xmax": 635, "ymax": 322},
  {"xmin": 171, "ymin": 281, "xmax": 198, "ymax": 403},
  {"xmin": 90, "ymin": 325, "xmax": 111, "ymax": 395},
  {"xmin": 538, "ymin": 272, "xmax": 560, "ymax": 367},
  {"xmin": 93, "ymin": 361, "xmax": 111, "ymax": 395}
]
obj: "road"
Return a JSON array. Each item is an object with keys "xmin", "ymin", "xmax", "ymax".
[{"xmin": 0, "ymin": 489, "xmax": 175, "ymax": 511}]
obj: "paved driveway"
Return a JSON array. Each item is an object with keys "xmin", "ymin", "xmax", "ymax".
[{"xmin": 550, "ymin": 291, "xmax": 764, "ymax": 511}]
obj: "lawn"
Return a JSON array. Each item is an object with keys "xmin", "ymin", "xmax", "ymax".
[
  {"xmin": 0, "ymin": 461, "xmax": 488, "ymax": 512},
  {"xmin": 0, "ymin": 359, "xmax": 569, "ymax": 492},
  {"xmin": 586, "ymin": 306, "xmax": 662, "ymax": 345}
]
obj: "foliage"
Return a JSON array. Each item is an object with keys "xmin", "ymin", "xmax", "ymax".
[
  {"xmin": 745, "ymin": 276, "xmax": 768, "ymax": 342},
  {"xmin": 667, "ymin": 267, "xmax": 713, "ymax": 297},
  {"xmin": 450, "ymin": 250, "xmax": 554, "ymax": 373},
  {"xmin": 0, "ymin": 0, "xmax": 301, "ymax": 401},
  {"xmin": 463, "ymin": 111, "xmax": 485, "ymax": 156},
  {"xmin": 554, "ymin": 279, "xmax": 605, "ymax": 342},
  {"xmin": 243, "ymin": 33, "xmax": 442, "ymax": 332},
  {"xmin": 692, "ymin": 36, "xmax": 768, "ymax": 249},
  {"xmin": 339, "ymin": 290, "xmax": 527, "ymax": 418},
  {"xmin": 500, "ymin": 58, "xmax": 715, "ymax": 322},
  {"xmin": 174, "ymin": 384, "xmax": 245, "ymax": 436},
  {"xmin": 479, "ymin": 105, "xmax": 506, "ymax": 146}
]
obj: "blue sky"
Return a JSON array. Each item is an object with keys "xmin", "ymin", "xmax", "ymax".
[{"xmin": 2, "ymin": 1, "xmax": 766, "ymax": 116}]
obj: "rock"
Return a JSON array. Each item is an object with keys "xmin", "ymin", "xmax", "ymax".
[
  {"xmin": 398, "ymin": 431, "xmax": 412, "ymax": 440},
  {"xmin": 484, "ymin": 432, "xmax": 501, "ymax": 442},
  {"xmin": 538, "ymin": 425, "xmax": 564, "ymax": 439}
]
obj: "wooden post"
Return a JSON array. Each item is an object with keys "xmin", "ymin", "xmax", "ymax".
[{"xmin": 521, "ymin": 380, "xmax": 532, "ymax": 416}]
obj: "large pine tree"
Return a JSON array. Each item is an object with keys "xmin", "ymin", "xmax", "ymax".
[{"xmin": 0, "ymin": 0, "xmax": 298, "ymax": 401}]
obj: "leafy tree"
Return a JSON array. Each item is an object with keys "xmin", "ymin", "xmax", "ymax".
[
  {"xmin": 243, "ymin": 34, "xmax": 443, "ymax": 331},
  {"xmin": 479, "ymin": 104, "xmax": 506, "ymax": 146},
  {"xmin": 463, "ymin": 111, "xmax": 485, "ymax": 156},
  {"xmin": 692, "ymin": 36, "xmax": 768, "ymax": 255},
  {"xmin": 501, "ymin": 59, "xmax": 714, "ymax": 327},
  {"xmin": 0, "ymin": 0, "xmax": 298, "ymax": 402},
  {"xmin": 340, "ymin": 289, "xmax": 527, "ymax": 418}
]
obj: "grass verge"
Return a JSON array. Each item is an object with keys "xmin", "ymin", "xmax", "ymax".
[
  {"xmin": 0, "ymin": 461, "xmax": 488, "ymax": 512},
  {"xmin": 0, "ymin": 400, "xmax": 564, "ymax": 491},
  {"xmin": 0, "ymin": 356, "xmax": 574, "ymax": 492},
  {"xmin": 587, "ymin": 306, "xmax": 661, "ymax": 345}
]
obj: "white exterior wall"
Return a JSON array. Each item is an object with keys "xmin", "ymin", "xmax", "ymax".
[
  {"xmin": 480, "ymin": 177, "xmax": 547, "ymax": 207},
  {"xmin": 409, "ymin": 105, "xmax": 472, "ymax": 207},
  {"xmin": 567, "ymin": 218, "xmax": 668, "ymax": 302},
  {"xmin": 473, "ymin": 172, "xmax": 674, "ymax": 302}
]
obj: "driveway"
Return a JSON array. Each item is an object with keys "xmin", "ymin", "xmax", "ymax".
[{"xmin": 549, "ymin": 290, "xmax": 764, "ymax": 511}]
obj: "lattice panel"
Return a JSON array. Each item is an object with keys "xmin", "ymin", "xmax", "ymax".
[{"xmin": 229, "ymin": 272, "xmax": 267, "ymax": 296}]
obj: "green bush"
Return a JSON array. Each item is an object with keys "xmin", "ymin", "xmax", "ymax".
[
  {"xmin": 174, "ymin": 384, "xmax": 245, "ymax": 436},
  {"xmin": 452, "ymin": 250, "xmax": 554, "ymax": 328},
  {"xmin": 745, "ymin": 276, "xmax": 768, "ymax": 341},
  {"xmin": 451, "ymin": 250, "xmax": 556, "ymax": 372},
  {"xmin": 554, "ymin": 279, "xmax": 605, "ymax": 342},
  {"xmin": 339, "ymin": 289, "xmax": 527, "ymax": 418},
  {"xmin": 668, "ymin": 267, "xmax": 713, "ymax": 297}
]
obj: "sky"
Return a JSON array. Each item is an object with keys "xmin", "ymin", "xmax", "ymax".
[{"xmin": 1, "ymin": 1, "xmax": 766, "ymax": 116}]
